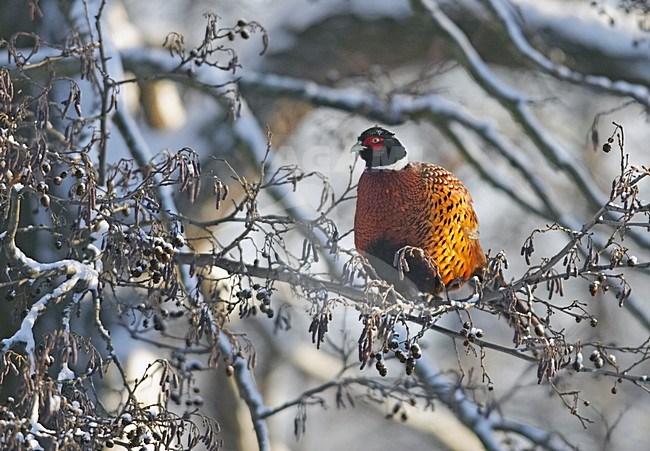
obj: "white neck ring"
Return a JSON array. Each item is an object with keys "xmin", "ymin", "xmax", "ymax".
[{"xmin": 371, "ymin": 156, "xmax": 409, "ymax": 171}]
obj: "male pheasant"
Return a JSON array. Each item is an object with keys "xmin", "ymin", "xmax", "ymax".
[{"xmin": 352, "ymin": 127, "xmax": 486, "ymax": 296}]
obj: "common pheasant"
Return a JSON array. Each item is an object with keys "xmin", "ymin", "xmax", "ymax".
[{"xmin": 352, "ymin": 126, "xmax": 486, "ymax": 296}]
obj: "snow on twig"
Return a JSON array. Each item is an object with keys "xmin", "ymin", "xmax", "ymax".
[
  {"xmin": 416, "ymin": 358, "xmax": 567, "ymax": 451},
  {"xmin": 0, "ymin": 185, "xmax": 99, "ymax": 444},
  {"xmin": 483, "ymin": 0, "xmax": 650, "ymax": 108},
  {"xmin": 1, "ymin": 186, "xmax": 99, "ymax": 365}
]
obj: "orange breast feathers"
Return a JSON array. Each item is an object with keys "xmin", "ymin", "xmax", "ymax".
[{"xmin": 354, "ymin": 162, "xmax": 486, "ymax": 292}]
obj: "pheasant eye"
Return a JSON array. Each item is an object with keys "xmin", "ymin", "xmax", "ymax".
[{"xmin": 364, "ymin": 136, "xmax": 382, "ymax": 146}]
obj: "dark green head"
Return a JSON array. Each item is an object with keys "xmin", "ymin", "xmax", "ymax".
[{"xmin": 351, "ymin": 127, "xmax": 408, "ymax": 170}]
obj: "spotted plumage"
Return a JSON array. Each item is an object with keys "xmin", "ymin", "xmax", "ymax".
[{"xmin": 352, "ymin": 127, "xmax": 486, "ymax": 296}]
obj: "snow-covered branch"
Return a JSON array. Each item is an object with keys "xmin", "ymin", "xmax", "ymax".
[
  {"xmin": 0, "ymin": 184, "xmax": 99, "ymax": 446},
  {"xmin": 416, "ymin": 359, "xmax": 567, "ymax": 451},
  {"xmin": 1, "ymin": 186, "xmax": 99, "ymax": 364},
  {"xmin": 483, "ymin": 0, "xmax": 650, "ymax": 108}
]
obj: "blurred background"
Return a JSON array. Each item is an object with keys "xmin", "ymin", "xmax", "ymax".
[{"xmin": 2, "ymin": 0, "xmax": 650, "ymax": 449}]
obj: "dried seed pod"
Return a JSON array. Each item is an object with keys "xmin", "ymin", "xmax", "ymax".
[
  {"xmin": 405, "ymin": 357, "xmax": 415, "ymax": 376},
  {"xmin": 410, "ymin": 343, "xmax": 422, "ymax": 359},
  {"xmin": 163, "ymin": 242, "xmax": 174, "ymax": 255},
  {"xmin": 172, "ymin": 234, "xmax": 186, "ymax": 248},
  {"xmin": 375, "ymin": 360, "xmax": 387, "ymax": 377}
]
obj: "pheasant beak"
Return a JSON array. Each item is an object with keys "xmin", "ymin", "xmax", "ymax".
[{"xmin": 350, "ymin": 141, "xmax": 366, "ymax": 153}]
